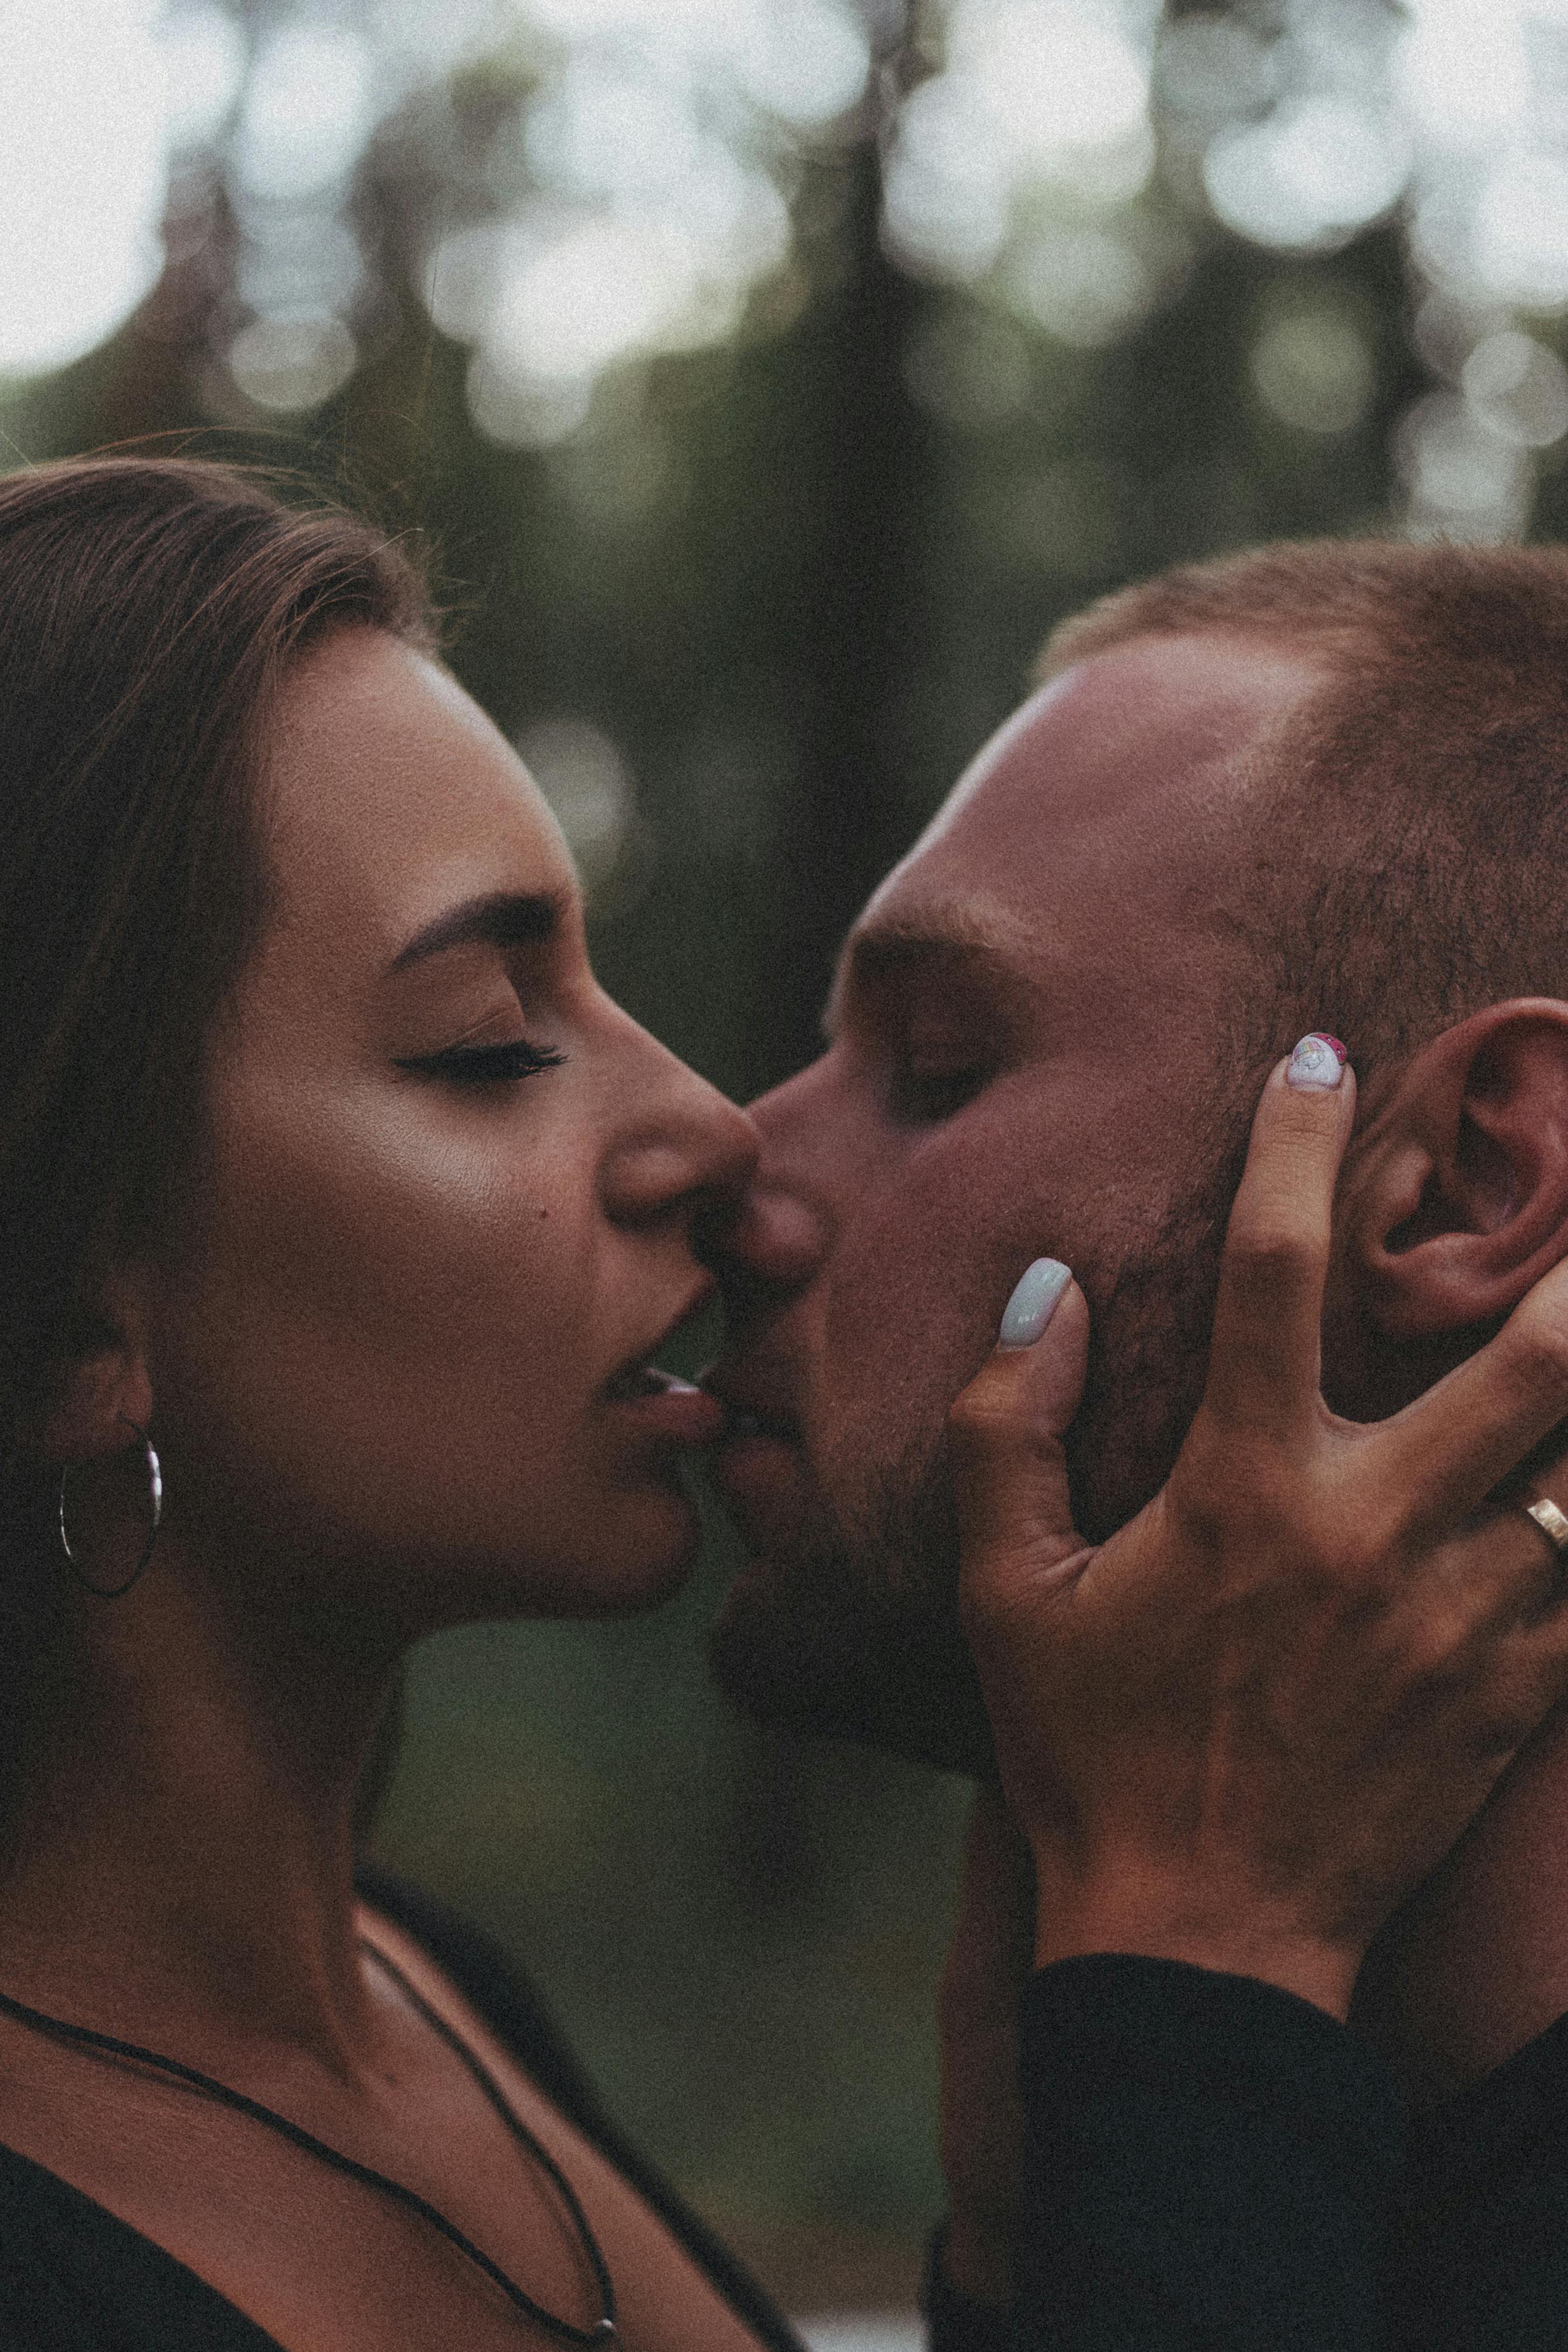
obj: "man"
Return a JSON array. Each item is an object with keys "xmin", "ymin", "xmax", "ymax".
[{"xmin": 704, "ymin": 540, "xmax": 1568, "ymax": 2345}]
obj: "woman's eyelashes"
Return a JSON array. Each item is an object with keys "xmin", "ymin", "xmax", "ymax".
[{"xmin": 393, "ymin": 1037, "xmax": 568, "ymax": 1086}]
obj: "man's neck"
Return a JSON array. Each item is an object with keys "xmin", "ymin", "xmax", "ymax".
[{"xmin": 1351, "ymin": 1692, "xmax": 1568, "ymax": 2102}]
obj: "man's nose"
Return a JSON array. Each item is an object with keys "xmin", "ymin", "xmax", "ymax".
[
  {"xmin": 706, "ymin": 1181, "xmax": 829, "ymax": 1293},
  {"xmin": 698, "ymin": 1056, "xmax": 836, "ymax": 1304}
]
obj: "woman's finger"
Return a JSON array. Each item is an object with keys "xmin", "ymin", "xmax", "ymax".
[
  {"xmin": 1367, "ymin": 1258, "xmax": 1568, "ymax": 1529},
  {"xmin": 1386, "ymin": 1486, "xmax": 1568, "ymax": 1644},
  {"xmin": 1202, "ymin": 1036, "xmax": 1357, "ymax": 1439},
  {"xmin": 950, "ymin": 1261, "xmax": 1091, "ymax": 1618},
  {"xmin": 1451, "ymin": 1550, "xmax": 1568, "ymax": 1765}
]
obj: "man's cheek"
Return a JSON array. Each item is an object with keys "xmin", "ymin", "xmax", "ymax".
[{"xmin": 824, "ymin": 1154, "xmax": 1028, "ymax": 1362}]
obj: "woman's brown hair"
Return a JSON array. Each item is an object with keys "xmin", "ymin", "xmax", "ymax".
[
  {"xmin": 0, "ymin": 456, "xmax": 433, "ymax": 1829},
  {"xmin": 0, "ymin": 455, "xmax": 433, "ymax": 1450}
]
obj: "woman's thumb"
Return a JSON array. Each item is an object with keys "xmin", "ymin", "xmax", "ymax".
[{"xmin": 950, "ymin": 1260, "xmax": 1090, "ymax": 1613}]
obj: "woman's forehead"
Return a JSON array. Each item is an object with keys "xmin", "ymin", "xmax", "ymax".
[{"xmin": 261, "ymin": 631, "xmax": 576, "ymax": 973}]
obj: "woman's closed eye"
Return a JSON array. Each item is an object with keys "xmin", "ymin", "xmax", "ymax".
[{"xmin": 393, "ymin": 1037, "xmax": 568, "ymax": 1086}]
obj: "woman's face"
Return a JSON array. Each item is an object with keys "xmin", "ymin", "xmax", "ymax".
[{"xmin": 148, "ymin": 629, "xmax": 757, "ymax": 1627}]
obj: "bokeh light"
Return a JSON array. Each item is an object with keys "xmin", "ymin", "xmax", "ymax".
[
  {"xmin": 0, "ymin": 0, "xmax": 870, "ymax": 430},
  {"xmin": 1461, "ymin": 329, "xmax": 1568, "ymax": 448},
  {"xmin": 901, "ymin": 301, "xmax": 1035, "ymax": 428},
  {"xmin": 1202, "ymin": 99, "xmax": 1411, "ymax": 251},
  {"xmin": 161, "ymin": 3, "xmax": 247, "ymax": 152},
  {"xmin": 8, "ymin": 3, "xmax": 1568, "ymax": 533},
  {"xmin": 233, "ymin": 22, "xmax": 379, "ymax": 202},
  {"xmin": 1251, "ymin": 304, "xmax": 1377, "ymax": 437},
  {"xmin": 414, "ymin": 0, "xmax": 859, "ymax": 432},
  {"xmin": 227, "ymin": 312, "xmax": 358, "ymax": 411},
  {"xmin": 884, "ymin": 0, "xmax": 1568, "ymax": 540},
  {"xmin": 951, "ymin": 2, "xmax": 1150, "ymax": 166},
  {"xmin": 1394, "ymin": 386, "xmax": 1536, "ymax": 540},
  {"xmin": 518, "ymin": 716, "xmax": 646, "ymax": 902},
  {"xmin": 0, "ymin": 0, "xmax": 172, "ymax": 378}
]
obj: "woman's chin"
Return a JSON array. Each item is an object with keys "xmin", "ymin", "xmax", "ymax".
[
  {"xmin": 508, "ymin": 1480, "xmax": 705, "ymax": 1619},
  {"xmin": 368, "ymin": 1472, "xmax": 706, "ymax": 1631}
]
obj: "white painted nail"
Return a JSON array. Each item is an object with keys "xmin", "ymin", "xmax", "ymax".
[
  {"xmin": 999, "ymin": 1259, "xmax": 1071, "ymax": 1350},
  {"xmin": 1286, "ymin": 1034, "xmax": 1347, "ymax": 1091}
]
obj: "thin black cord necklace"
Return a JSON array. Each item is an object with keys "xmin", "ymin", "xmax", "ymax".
[{"xmin": 0, "ymin": 1938, "xmax": 617, "ymax": 2346}]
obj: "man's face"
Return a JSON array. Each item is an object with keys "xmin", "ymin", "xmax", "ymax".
[{"xmin": 706, "ymin": 633, "xmax": 1320, "ymax": 1768}]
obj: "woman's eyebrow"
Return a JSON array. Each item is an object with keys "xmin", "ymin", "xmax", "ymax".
[{"xmin": 387, "ymin": 889, "xmax": 566, "ymax": 975}]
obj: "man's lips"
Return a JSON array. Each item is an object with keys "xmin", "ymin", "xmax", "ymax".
[
  {"xmin": 698, "ymin": 1360, "xmax": 802, "ymax": 1448},
  {"xmin": 709, "ymin": 1402, "xmax": 801, "ymax": 1446},
  {"xmin": 700, "ymin": 1374, "xmax": 810, "ymax": 1533},
  {"xmin": 700, "ymin": 1361, "xmax": 819, "ymax": 1533}
]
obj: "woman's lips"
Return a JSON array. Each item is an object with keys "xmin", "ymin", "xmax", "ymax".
[
  {"xmin": 603, "ymin": 1367, "xmax": 726, "ymax": 1446},
  {"xmin": 598, "ymin": 1278, "xmax": 719, "ymax": 1442}
]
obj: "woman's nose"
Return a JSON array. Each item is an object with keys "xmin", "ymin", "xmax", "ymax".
[{"xmin": 599, "ymin": 1050, "xmax": 760, "ymax": 1231}]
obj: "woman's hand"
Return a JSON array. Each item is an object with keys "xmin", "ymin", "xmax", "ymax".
[{"xmin": 950, "ymin": 1041, "xmax": 1568, "ymax": 2025}]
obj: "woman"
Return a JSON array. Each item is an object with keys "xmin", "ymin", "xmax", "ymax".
[
  {"xmin": 0, "ymin": 455, "xmax": 810, "ymax": 2352},
  {"xmin": 0, "ymin": 455, "xmax": 1563, "ymax": 2352}
]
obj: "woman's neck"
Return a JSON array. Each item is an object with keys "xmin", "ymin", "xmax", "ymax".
[{"xmin": 0, "ymin": 1536, "xmax": 402, "ymax": 2086}]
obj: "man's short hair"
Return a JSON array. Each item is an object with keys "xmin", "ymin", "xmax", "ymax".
[{"xmin": 1041, "ymin": 541, "xmax": 1568, "ymax": 1081}]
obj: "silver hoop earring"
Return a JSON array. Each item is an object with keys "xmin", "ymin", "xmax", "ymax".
[{"xmin": 58, "ymin": 1418, "xmax": 162, "ymax": 1599}]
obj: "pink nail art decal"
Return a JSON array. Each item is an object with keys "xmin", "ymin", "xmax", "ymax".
[{"xmin": 1286, "ymin": 1033, "xmax": 1347, "ymax": 1091}]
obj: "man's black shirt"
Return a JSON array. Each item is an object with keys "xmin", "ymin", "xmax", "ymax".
[{"xmin": 1008, "ymin": 1953, "xmax": 1568, "ymax": 2349}]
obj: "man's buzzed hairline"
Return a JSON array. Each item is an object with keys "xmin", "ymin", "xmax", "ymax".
[{"xmin": 1030, "ymin": 540, "xmax": 1568, "ymax": 1094}]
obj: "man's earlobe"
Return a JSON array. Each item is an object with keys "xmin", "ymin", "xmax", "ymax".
[{"xmin": 1354, "ymin": 1002, "xmax": 1568, "ymax": 1340}]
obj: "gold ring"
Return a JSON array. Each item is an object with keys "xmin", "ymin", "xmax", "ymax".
[{"xmin": 1525, "ymin": 1497, "xmax": 1568, "ymax": 1555}]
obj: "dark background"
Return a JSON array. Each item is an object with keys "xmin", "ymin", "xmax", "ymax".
[{"xmin": 7, "ymin": 0, "xmax": 1565, "ymax": 2313}]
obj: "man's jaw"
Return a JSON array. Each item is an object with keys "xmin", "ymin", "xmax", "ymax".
[
  {"xmin": 709, "ymin": 1560, "xmax": 997, "ymax": 1773},
  {"xmin": 702, "ymin": 1366, "xmax": 996, "ymax": 1774},
  {"xmin": 697, "ymin": 1277, "xmax": 1202, "ymax": 1777}
]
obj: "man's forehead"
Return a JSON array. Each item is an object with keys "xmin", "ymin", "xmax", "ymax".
[
  {"xmin": 854, "ymin": 632, "xmax": 1318, "ymax": 959},
  {"xmin": 943, "ymin": 634, "xmax": 1314, "ymax": 830}
]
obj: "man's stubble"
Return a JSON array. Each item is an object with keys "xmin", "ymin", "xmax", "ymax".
[{"xmin": 709, "ymin": 1135, "xmax": 1246, "ymax": 1775}]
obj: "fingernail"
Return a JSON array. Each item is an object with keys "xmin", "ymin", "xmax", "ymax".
[
  {"xmin": 999, "ymin": 1258, "xmax": 1071, "ymax": 1349},
  {"xmin": 1286, "ymin": 1033, "xmax": 1347, "ymax": 1091}
]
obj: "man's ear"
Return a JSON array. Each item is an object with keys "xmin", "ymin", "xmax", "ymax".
[
  {"xmin": 35, "ymin": 1263, "xmax": 155, "ymax": 1467},
  {"xmin": 1350, "ymin": 1001, "xmax": 1568, "ymax": 1339}
]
